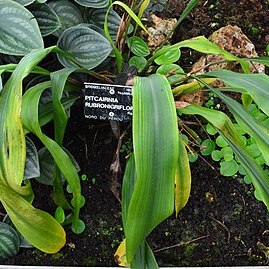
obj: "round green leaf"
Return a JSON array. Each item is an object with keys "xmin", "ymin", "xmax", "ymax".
[
  {"xmin": 211, "ymin": 150, "xmax": 223, "ymax": 161},
  {"xmin": 0, "ymin": 223, "xmax": 20, "ymax": 259},
  {"xmin": 221, "ymin": 146, "xmax": 234, "ymax": 162},
  {"xmin": 28, "ymin": 3, "xmax": 61, "ymax": 36},
  {"xmin": 255, "ymin": 154, "xmax": 266, "ymax": 166},
  {"xmin": 206, "ymin": 123, "xmax": 217, "ymax": 135},
  {"xmin": 71, "ymin": 219, "xmax": 85, "ymax": 234},
  {"xmin": 75, "ymin": 0, "xmax": 109, "ymax": 8},
  {"xmin": 156, "ymin": 64, "xmax": 184, "ymax": 84},
  {"xmin": 220, "ymin": 160, "xmax": 238, "ymax": 177},
  {"xmin": 154, "ymin": 49, "xmax": 181, "ymax": 65},
  {"xmin": 244, "ymin": 174, "xmax": 252, "ymax": 184},
  {"xmin": 49, "ymin": 0, "xmax": 83, "ymax": 37},
  {"xmin": 188, "ymin": 152, "xmax": 198, "ymax": 163},
  {"xmin": 127, "ymin": 36, "xmax": 149, "ymax": 57},
  {"xmin": 216, "ymin": 135, "xmax": 228, "ymax": 147},
  {"xmin": 0, "ymin": 0, "xmax": 44, "ymax": 55},
  {"xmin": 246, "ymin": 144, "xmax": 260, "ymax": 158},
  {"xmin": 57, "ymin": 26, "xmax": 112, "ymax": 69},
  {"xmin": 200, "ymin": 139, "xmax": 215, "ymax": 156},
  {"xmin": 71, "ymin": 195, "xmax": 85, "ymax": 208},
  {"xmin": 129, "ymin": 56, "xmax": 147, "ymax": 73}
]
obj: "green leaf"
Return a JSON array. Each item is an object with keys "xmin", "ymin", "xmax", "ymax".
[
  {"xmin": 246, "ymin": 144, "xmax": 260, "ymax": 158},
  {"xmin": 208, "ymin": 70, "xmax": 269, "ymax": 117},
  {"xmin": 28, "ymin": 3, "xmax": 61, "ymax": 36},
  {"xmin": 128, "ymin": 36, "xmax": 150, "ymax": 57},
  {"xmin": 14, "ymin": 0, "xmax": 34, "ymax": 6},
  {"xmin": 208, "ymin": 89, "xmax": 269, "ymax": 166},
  {"xmin": 24, "ymin": 136, "xmax": 40, "ymax": 180},
  {"xmin": 129, "ymin": 56, "xmax": 147, "ymax": 73},
  {"xmin": 122, "ymin": 156, "xmax": 158, "ymax": 269},
  {"xmin": 0, "ymin": 185, "xmax": 66, "ymax": 254},
  {"xmin": 87, "ymin": 8, "xmax": 121, "ymax": 41},
  {"xmin": 151, "ymin": 36, "xmax": 249, "ymax": 73},
  {"xmin": 57, "ymin": 26, "xmax": 112, "ymax": 69},
  {"xmin": 48, "ymin": 0, "xmax": 83, "ymax": 37},
  {"xmin": 126, "ymin": 74, "xmax": 179, "ymax": 262},
  {"xmin": 216, "ymin": 135, "xmax": 229, "ymax": 147},
  {"xmin": 200, "ymin": 139, "xmax": 215, "ymax": 156},
  {"xmin": 0, "ymin": 222, "xmax": 20, "ymax": 259},
  {"xmin": 188, "ymin": 152, "xmax": 198, "ymax": 162},
  {"xmin": 35, "ymin": 147, "xmax": 55, "ymax": 185},
  {"xmin": 0, "ymin": 0, "xmax": 44, "ymax": 55},
  {"xmin": 156, "ymin": 64, "xmax": 185, "ymax": 85},
  {"xmin": 179, "ymin": 104, "xmax": 269, "ymax": 209},
  {"xmin": 211, "ymin": 150, "xmax": 223, "ymax": 161},
  {"xmin": 221, "ymin": 146, "xmax": 234, "ymax": 161},
  {"xmin": 176, "ymin": 0, "xmax": 201, "ymax": 26},
  {"xmin": 55, "ymin": 207, "xmax": 65, "ymax": 224},
  {"xmin": 220, "ymin": 160, "xmax": 238, "ymax": 177},
  {"xmin": 75, "ymin": 0, "xmax": 109, "ymax": 8},
  {"xmin": 21, "ymin": 79, "xmax": 84, "ymax": 234},
  {"xmin": 206, "ymin": 123, "xmax": 217, "ymax": 135},
  {"xmin": 154, "ymin": 49, "xmax": 181, "ymax": 65}
]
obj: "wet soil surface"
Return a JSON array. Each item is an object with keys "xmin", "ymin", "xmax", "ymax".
[{"xmin": 3, "ymin": 0, "xmax": 269, "ymax": 267}]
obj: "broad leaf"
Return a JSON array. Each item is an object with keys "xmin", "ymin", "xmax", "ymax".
[
  {"xmin": 0, "ymin": 222, "xmax": 20, "ymax": 259},
  {"xmin": 0, "ymin": 0, "xmax": 44, "ymax": 55},
  {"xmin": 126, "ymin": 74, "xmax": 179, "ymax": 262},
  {"xmin": 48, "ymin": 0, "xmax": 83, "ymax": 37},
  {"xmin": 121, "ymin": 156, "xmax": 158, "ymax": 269},
  {"xmin": 57, "ymin": 26, "xmax": 112, "ymax": 69},
  {"xmin": 28, "ymin": 3, "xmax": 61, "ymax": 36},
  {"xmin": 86, "ymin": 8, "xmax": 121, "ymax": 41},
  {"xmin": 75, "ymin": 0, "xmax": 109, "ymax": 8},
  {"xmin": 22, "ymin": 80, "xmax": 84, "ymax": 234},
  {"xmin": 0, "ymin": 185, "xmax": 66, "ymax": 253},
  {"xmin": 14, "ymin": 0, "xmax": 34, "ymax": 6},
  {"xmin": 127, "ymin": 36, "xmax": 150, "ymax": 57}
]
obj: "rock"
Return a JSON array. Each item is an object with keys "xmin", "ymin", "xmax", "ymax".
[
  {"xmin": 145, "ymin": 14, "xmax": 177, "ymax": 51},
  {"xmin": 182, "ymin": 25, "xmax": 265, "ymax": 104}
]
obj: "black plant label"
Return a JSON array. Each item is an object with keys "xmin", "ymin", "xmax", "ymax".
[{"xmin": 84, "ymin": 83, "xmax": 132, "ymax": 121}]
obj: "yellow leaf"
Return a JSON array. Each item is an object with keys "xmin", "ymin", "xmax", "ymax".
[{"xmin": 114, "ymin": 239, "xmax": 130, "ymax": 267}]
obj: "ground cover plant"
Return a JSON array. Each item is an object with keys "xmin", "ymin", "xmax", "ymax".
[{"xmin": 0, "ymin": 0, "xmax": 269, "ymax": 267}]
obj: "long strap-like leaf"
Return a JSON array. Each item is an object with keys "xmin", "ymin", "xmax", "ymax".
[
  {"xmin": 126, "ymin": 74, "xmax": 179, "ymax": 262},
  {"xmin": 179, "ymin": 105, "xmax": 269, "ymax": 209}
]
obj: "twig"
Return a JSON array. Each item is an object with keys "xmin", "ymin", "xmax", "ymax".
[
  {"xmin": 154, "ymin": 235, "xmax": 209, "ymax": 253},
  {"xmin": 208, "ymin": 214, "xmax": 231, "ymax": 244}
]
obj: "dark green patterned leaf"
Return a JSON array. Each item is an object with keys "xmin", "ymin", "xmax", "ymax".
[
  {"xmin": 57, "ymin": 26, "xmax": 112, "ymax": 69},
  {"xmin": 49, "ymin": 0, "xmax": 83, "ymax": 37},
  {"xmin": 28, "ymin": 3, "xmax": 60, "ymax": 36},
  {"xmin": 0, "ymin": 0, "xmax": 43, "ymax": 55}
]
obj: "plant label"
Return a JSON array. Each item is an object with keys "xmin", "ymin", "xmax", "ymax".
[{"xmin": 84, "ymin": 83, "xmax": 132, "ymax": 121}]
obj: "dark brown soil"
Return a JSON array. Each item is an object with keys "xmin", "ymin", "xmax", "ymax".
[{"xmin": 2, "ymin": 0, "xmax": 269, "ymax": 267}]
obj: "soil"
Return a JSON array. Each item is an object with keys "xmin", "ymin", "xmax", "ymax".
[{"xmin": 2, "ymin": 0, "xmax": 269, "ymax": 267}]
